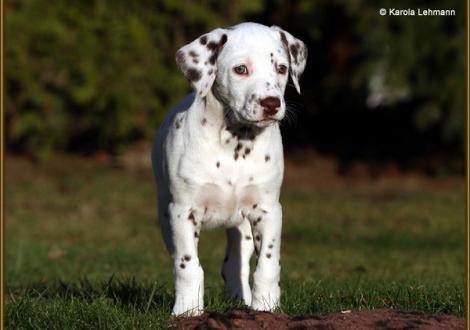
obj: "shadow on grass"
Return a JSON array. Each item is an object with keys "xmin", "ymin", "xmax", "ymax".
[
  {"xmin": 7, "ymin": 275, "xmax": 246, "ymax": 314},
  {"xmin": 7, "ymin": 275, "xmax": 174, "ymax": 313}
]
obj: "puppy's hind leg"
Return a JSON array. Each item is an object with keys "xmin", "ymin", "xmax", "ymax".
[{"xmin": 222, "ymin": 217, "xmax": 254, "ymax": 306}]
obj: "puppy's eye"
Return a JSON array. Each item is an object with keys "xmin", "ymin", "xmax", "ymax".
[
  {"xmin": 277, "ymin": 64, "xmax": 288, "ymax": 75},
  {"xmin": 233, "ymin": 65, "xmax": 249, "ymax": 75}
]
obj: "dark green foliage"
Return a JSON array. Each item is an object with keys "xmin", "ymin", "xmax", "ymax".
[
  {"xmin": 5, "ymin": 0, "xmax": 465, "ymax": 158},
  {"xmin": 5, "ymin": 0, "xmax": 262, "ymax": 156}
]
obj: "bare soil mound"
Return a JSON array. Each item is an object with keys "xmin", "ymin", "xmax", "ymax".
[{"xmin": 172, "ymin": 308, "xmax": 465, "ymax": 329}]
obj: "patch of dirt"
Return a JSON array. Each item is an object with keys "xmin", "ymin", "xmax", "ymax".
[{"xmin": 172, "ymin": 309, "xmax": 465, "ymax": 330}]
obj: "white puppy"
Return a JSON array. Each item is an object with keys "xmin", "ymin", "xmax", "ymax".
[{"xmin": 151, "ymin": 22, "xmax": 307, "ymax": 316}]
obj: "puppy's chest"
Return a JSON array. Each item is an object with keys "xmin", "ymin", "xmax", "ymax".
[
  {"xmin": 178, "ymin": 139, "xmax": 281, "ymax": 227},
  {"xmin": 186, "ymin": 138, "xmax": 278, "ymax": 188}
]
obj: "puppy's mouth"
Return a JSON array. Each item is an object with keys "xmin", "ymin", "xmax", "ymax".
[{"xmin": 222, "ymin": 104, "xmax": 281, "ymax": 128}]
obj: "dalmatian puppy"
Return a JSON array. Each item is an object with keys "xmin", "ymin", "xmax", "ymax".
[{"xmin": 152, "ymin": 22, "xmax": 307, "ymax": 316}]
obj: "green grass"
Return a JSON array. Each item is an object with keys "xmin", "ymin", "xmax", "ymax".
[{"xmin": 5, "ymin": 156, "xmax": 466, "ymax": 329}]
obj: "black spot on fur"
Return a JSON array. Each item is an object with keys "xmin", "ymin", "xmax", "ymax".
[
  {"xmin": 245, "ymin": 235, "xmax": 251, "ymax": 240},
  {"xmin": 184, "ymin": 255, "xmax": 191, "ymax": 261},
  {"xmin": 208, "ymin": 69, "xmax": 213, "ymax": 75},
  {"xmin": 208, "ymin": 53, "xmax": 217, "ymax": 65},
  {"xmin": 253, "ymin": 204, "xmax": 257, "ymax": 209},
  {"xmin": 186, "ymin": 68, "xmax": 202, "ymax": 82},
  {"xmin": 199, "ymin": 35, "xmax": 207, "ymax": 45},
  {"xmin": 188, "ymin": 212, "xmax": 197, "ymax": 226},
  {"xmin": 189, "ymin": 50, "xmax": 198, "ymax": 57},
  {"xmin": 265, "ymin": 154, "xmax": 271, "ymax": 162},
  {"xmin": 206, "ymin": 34, "xmax": 227, "ymax": 65},
  {"xmin": 268, "ymin": 244, "xmax": 273, "ymax": 249},
  {"xmin": 201, "ymin": 118, "xmax": 207, "ymax": 125},
  {"xmin": 255, "ymin": 235, "xmax": 261, "ymax": 241},
  {"xmin": 180, "ymin": 263, "xmax": 185, "ymax": 269},
  {"xmin": 175, "ymin": 120, "xmax": 181, "ymax": 129},
  {"xmin": 207, "ymin": 41, "xmax": 219, "ymax": 51},
  {"xmin": 236, "ymin": 143, "xmax": 243, "ymax": 151},
  {"xmin": 290, "ymin": 43, "xmax": 301, "ymax": 64},
  {"xmin": 220, "ymin": 34, "xmax": 227, "ymax": 45},
  {"xmin": 244, "ymin": 148, "xmax": 251, "ymax": 155},
  {"xmin": 216, "ymin": 161, "xmax": 220, "ymax": 168},
  {"xmin": 234, "ymin": 153, "xmax": 239, "ymax": 161},
  {"xmin": 278, "ymin": 281, "xmax": 281, "ymax": 287},
  {"xmin": 194, "ymin": 231, "xmax": 199, "ymax": 238},
  {"xmin": 266, "ymin": 253, "xmax": 272, "ymax": 258}
]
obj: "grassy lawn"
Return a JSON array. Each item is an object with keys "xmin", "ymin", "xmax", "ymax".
[{"xmin": 4, "ymin": 155, "xmax": 466, "ymax": 329}]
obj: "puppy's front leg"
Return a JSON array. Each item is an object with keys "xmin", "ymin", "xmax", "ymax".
[
  {"xmin": 250, "ymin": 202, "xmax": 282, "ymax": 311},
  {"xmin": 169, "ymin": 204, "xmax": 204, "ymax": 316}
]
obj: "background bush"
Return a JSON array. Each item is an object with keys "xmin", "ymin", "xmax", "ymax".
[{"xmin": 5, "ymin": 0, "xmax": 466, "ymax": 163}]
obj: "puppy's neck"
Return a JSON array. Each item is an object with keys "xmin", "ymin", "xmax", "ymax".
[{"xmin": 197, "ymin": 91, "xmax": 265, "ymax": 145}]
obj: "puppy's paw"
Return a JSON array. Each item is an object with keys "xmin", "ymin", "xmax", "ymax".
[{"xmin": 172, "ymin": 301, "xmax": 203, "ymax": 317}]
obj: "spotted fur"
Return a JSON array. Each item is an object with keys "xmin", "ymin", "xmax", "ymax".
[{"xmin": 153, "ymin": 22, "xmax": 307, "ymax": 317}]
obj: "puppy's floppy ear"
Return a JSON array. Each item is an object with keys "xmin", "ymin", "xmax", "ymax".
[
  {"xmin": 271, "ymin": 26, "xmax": 307, "ymax": 94},
  {"xmin": 175, "ymin": 28, "xmax": 228, "ymax": 97}
]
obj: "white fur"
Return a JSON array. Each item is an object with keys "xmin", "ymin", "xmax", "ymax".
[{"xmin": 151, "ymin": 22, "xmax": 307, "ymax": 316}]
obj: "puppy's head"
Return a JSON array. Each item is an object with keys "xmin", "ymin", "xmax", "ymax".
[{"xmin": 176, "ymin": 22, "xmax": 307, "ymax": 128}]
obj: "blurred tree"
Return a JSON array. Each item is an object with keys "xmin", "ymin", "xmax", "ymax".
[
  {"xmin": 5, "ymin": 0, "xmax": 466, "ymax": 164},
  {"xmin": 5, "ymin": 0, "xmax": 263, "ymax": 157},
  {"xmin": 249, "ymin": 0, "xmax": 465, "ymax": 164}
]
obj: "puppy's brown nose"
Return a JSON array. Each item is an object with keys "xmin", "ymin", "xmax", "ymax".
[{"xmin": 260, "ymin": 97, "xmax": 281, "ymax": 117}]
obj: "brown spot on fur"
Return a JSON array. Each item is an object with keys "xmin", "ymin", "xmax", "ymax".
[
  {"xmin": 290, "ymin": 43, "xmax": 299, "ymax": 64},
  {"xmin": 186, "ymin": 68, "xmax": 202, "ymax": 82},
  {"xmin": 209, "ymin": 53, "xmax": 217, "ymax": 65},
  {"xmin": 188, "ymin": 212, "xmax": 197, "ymax": 226}
]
